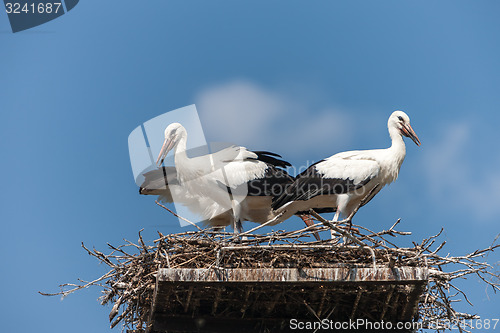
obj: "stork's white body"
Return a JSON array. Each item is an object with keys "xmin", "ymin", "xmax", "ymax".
[
  {"xmin": 272, "ymin": 111, "xmax": 420, "ymax": 232},
  {"xmin": 149, "ymin": 123, "xmax": 294, "ymax": 232}
]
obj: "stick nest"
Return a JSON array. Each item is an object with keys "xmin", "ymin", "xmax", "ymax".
[{"xmin": 41, "ymin": 213, "xmax": 500, "ymax": 333}]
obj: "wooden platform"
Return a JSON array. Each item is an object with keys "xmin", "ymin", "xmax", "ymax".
[{"xmin": 145, "ymin": 266, "xmax": 428, "ymax": 333}]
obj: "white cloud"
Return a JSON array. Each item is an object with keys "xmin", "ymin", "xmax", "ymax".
[
  {"xmin": 422, "ymin": 122, "xmax": 500, "ymax": 220},
  {"xmin": 196, "ymin": 80, "xmax": 353, "ymax": 159},
  {"xmin": 196, "ymin": 81, "xmax": 285, "ymax": 144}
]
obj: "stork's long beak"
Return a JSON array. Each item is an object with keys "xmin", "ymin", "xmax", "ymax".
[
  {"xmin": 156, "ymin": 136, "xmax": 176, "ymax": 166},
  {"xmin": 401, "ymin": 123, "xmax": 421, "ymax": 146}
]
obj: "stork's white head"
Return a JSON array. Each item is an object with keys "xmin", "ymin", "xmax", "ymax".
[
  {"xmin": 156, "ymin": 122, "xmax": 187, "ymax": 166},
  {"xmin": 388, "ymin": 111, "xmax": 421, "ymax": 146}
]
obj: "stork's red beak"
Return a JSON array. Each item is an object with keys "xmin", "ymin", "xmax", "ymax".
[
  {"xmin": 156, "ymin": 136, "xmax": 176, "ymax": 166},
  {"xmin": 401, "ymin": 123, "xmax": 421, "ymax": 146}
]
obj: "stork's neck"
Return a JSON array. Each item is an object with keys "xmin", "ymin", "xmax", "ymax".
[
  {"xmin": 172, "ymin": 133, "xmax": 212, "ymax": 185},
  {"xmin": 171, "ymin": 133, "xmax": 192, "ymax": 171},
  {"xmin": 386, "ymin": 126, "xmax": 407, "ymax": 176}
]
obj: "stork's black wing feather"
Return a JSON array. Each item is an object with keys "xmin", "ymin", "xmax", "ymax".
[
  {"xmin": 249, "ymin": 150, "xmax": 292, "ymax": 169},
  {"xmin": 216, "ymin": 166, "xmax": 294, "ymax": 197},
  {"xmin": 271, "ymin": 161, "xmax": 372, "ymax": 210},
  {"xmin": 246, "ymin": 166, "xmax": 294, "ymax": 196}
]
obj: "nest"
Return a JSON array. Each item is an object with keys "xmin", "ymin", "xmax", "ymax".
[{"xmin": 41, "ymin": 205, "xmax": 500, "ymax": 333}]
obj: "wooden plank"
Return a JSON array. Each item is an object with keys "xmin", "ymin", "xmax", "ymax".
[
  {"xmin": 157, "ymin": 267, "xmax": 428, "ymax": 283},
  {"xmin": 150, "ymin": 267, "xmax": 429, "ymax": 332}
]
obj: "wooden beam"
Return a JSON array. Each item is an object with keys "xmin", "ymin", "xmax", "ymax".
[
  {"xmin": 317, "ymin": 288, "xmax": 328, "ymax": 317},
  {"xmin": 350, "ymin": 289, "xmax": 363, "ymax": 319},
  {"xmin": 157, "ymin": 267, "xmax": 428, "ymax": 283},
  {"xmin": 240, "ymin": 288, "xmax": 252, "ymax": 318},
  {"xmin": 211, "ymin": 288, "xmax": 222, "ymax": 316},
  {"xmin": 265, "ymin": 290, "xmax": 281, "ymax": 315},
  {"xmin": 401, "ymin": 283, "xmax": 426, "ymax": 321},
  {"xmin": 380, "ymin": 285, "xmax": 395, "ymax": 321},
  {"xmin": 183, "ymin": 286, "xmax": 193, "ymax": 313}
]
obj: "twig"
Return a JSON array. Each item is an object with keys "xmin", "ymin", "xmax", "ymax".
[{"xmin": 155, "ymin": 200, "xmax": 203, "ymax": 232}]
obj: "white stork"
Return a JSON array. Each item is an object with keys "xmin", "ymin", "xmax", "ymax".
[
  {"xmin": 271, "ymin": 111, "xmax": 421, "ymax": 237},
  {"xmin": 144, "ymin": 122, "xmax": 319, "ymax": 237}
]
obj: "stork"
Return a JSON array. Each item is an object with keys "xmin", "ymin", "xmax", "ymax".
[
  {"xmin": 146, "ymin": 123, "xmax": 319, "ymax": 238},
  {"xmin": 271, "ymin": 111, "xmax": 421, "ymax": 237}
]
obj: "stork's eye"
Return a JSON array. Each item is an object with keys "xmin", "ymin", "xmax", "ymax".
[{"xmin": 397, "ymin": 116, "xmax": 404, "ymax": 121}]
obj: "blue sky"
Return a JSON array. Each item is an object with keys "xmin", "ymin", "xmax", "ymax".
[{"xmin": 1, "ymin": 1, "xmax": 499, "ymax": 331}]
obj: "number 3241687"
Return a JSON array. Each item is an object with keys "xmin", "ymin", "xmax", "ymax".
[{"xmin": 5, "ymin": 2, "xmax": 62, "ymax": 14}]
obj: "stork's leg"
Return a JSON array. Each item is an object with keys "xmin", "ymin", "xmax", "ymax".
[
  {"xmin": 230, "ymin": 199, "xmax": 240, "ymax": 232},
  {"xmin": 234, "ymin": 220, "xmax": 244, "ymax": 234},
  {"xmin": 231, "ymin": 200, "xmax": 247, "ymax": 241},
  {"xmin": 331, "ymin": 210, "xmax": 340, "ymax": 239},
  {"xmin": 332, "ymin": 210, "xmax": 351, "ymax": 244},
  {"xmin": 299, "ymin": 214, "xmax": 321, "ymax": 241},
  {"xmin": 233, "ymin": 219, "xmax": 248, "ymax": 242}
]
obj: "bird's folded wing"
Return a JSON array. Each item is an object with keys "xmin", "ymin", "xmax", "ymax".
[
  {"xmin": 139, "ymin": 167, "xmax": 178, "ymax": 195},
  {"xmin": 316, "ymin": 155, "xmax": 380, "ymax": 184},
  {"xmin": 208, "ymin": 147, "xmax": 292, "ymax": 190},
  {"xmin": 272, "ymin": 156, "xmax": 380, "ymax": 209}
]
